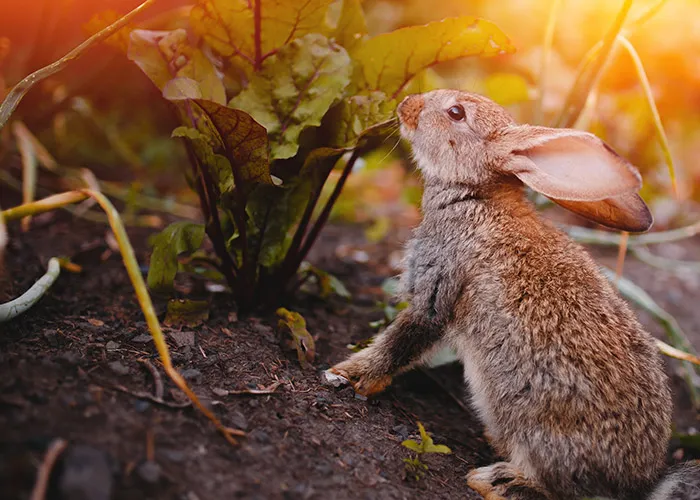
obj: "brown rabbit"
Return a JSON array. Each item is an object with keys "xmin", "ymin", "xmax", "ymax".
[{"xmin": 326, "ymin": 89, "xmax": 700, "ymax": 499}]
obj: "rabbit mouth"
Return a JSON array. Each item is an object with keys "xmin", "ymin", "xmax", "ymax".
[{"xmin": 397, "ymin": 94, "xmax": 424, "ymax": 132}]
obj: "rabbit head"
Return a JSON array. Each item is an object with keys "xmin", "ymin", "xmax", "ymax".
[{"xmin": 397, "ymin": 89, "xmax": 653, "ymax": 232}]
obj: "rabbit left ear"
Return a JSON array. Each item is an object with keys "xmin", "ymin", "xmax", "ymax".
[
  {"xmin": 493, "ymin": 125, "xmax": 652, "ymax": 232},
  {"xmin": 553, "ymin": 192, "xmax": 653, "ymax": 232},
  {"xmin": 496, "ymin": 125, "xmax": 642, "ymax": 201}
]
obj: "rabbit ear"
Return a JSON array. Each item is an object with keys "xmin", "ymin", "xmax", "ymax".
[
  {"xmin": 497, "ymin": 125, "xmax": 642, "ymax": 201},
  {"xmin": 554, "ymin": 193, "xmax": 653, "ymax": 232},
  {"xmin": 495, "ymin": 125, "xmax": 652, "ymax": 232}
]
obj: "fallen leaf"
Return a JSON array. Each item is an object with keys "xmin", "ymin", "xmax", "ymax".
[
  {"xmin": 276, "ymin": 307, "xmax": 315, "ymax": 367},
  {"xmin": 164, "ymin": 299, "xmax": 210, "ymax": 327}
]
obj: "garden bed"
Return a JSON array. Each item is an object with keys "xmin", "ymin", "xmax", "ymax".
[{"xmin": 1, "ymin": 215, "xmax": 699, "ymax": 499}]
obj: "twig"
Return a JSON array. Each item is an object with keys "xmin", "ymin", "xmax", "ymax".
[
  {"xmin": 555, "ymin": 0, "xmax": 633, "ymax": 128},
  {"xmin": 565, "ymin": 222, "xmax": 700, "ymax": 247},
  {"xmin": 139, "ymin": 359, "xmax": 164, "ymax": 400},
  {"xmin": 0, "ymin": 257, "xmax": 60, "ymax": 322},
  {"xmin": 1, "ymin": 191, "xmax": 243, "ymax": 445},
  {"xmin": 30, "ymin": 438, "xmax": 68, "ymax": 500},
  {"xmin": 146, "ymin": 428, "xmax": 155, "ymax": 462},
  {"xmin": 0, "ymin": 0, "xmax": 158, "ymax": 130},
  {"xmin": 614, "ymin": 231, "xmax": 629, "ymax": 281},
  {"xmin": 13, "ymin": 124, "xmax": 198, "ymax": 217},
  {"xmin": 113, "ymin": 384, "xmax": 191, "ymax": 408},
  {"xmin": 626, "ymin": 0, "xmax": 669, "ymax": 31},
  {"xmin": 13, "ymin": 121, "xmax": 38, "ymax": 231},
  {"xmin": 217, "ymin": 381, "xmax": 282, "ymax": 396},
  {"xmin": 534, "ymin": 0, "xmax": 562, "ymax": 124},
  {"xmin": 632, "ymin": 246, "xmax": 700, "ymax": 272},
  {"xmin": 0, "ymin": 170, "xmax": 163, "ymax": 228},
  {"xmin": 657, "ymin": 339, "xmax": 700, "ymax": 367},
  {"xmin": 616, "ymin": 35, "xmax": 677, "ymax": 197},
  {"xmin": 601, "ymin": 266, "xmax": 700, "ymax": 409}
]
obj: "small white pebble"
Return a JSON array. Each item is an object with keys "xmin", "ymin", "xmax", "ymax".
[{"xmin": 323, "ymin": 370, "xmax": 349, "ymax": 388}]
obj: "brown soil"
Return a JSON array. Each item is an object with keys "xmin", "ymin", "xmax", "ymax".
[{"xmin": 1, "ymin": 210, "xmax": 699, "ymax": 500}]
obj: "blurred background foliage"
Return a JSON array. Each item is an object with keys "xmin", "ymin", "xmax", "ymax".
[{"xmin": 0, "ymin": 0, "xmax": 698, "ymax": 235}]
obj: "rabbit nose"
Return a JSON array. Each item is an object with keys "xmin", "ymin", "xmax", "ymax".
[{"xmin": 397, "ymin": 94, "xmax": 424, "ymax": 130}]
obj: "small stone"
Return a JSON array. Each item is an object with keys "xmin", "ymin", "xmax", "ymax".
[
  {"xmin": 391, "ymin": 424, "xmax": 409, "ymax": 441},
  {"xmin": 250, "ymin": 429, "xmax": 270, "ymax": 444},
  {"xmin": 108, "ymin": 361, "xmax": 129, "ymax": 376},
  {"xmin": 136, "ymin": 460, "xmax": 161, "ymax": 484},
  {"xmin": 181, "ymin": 369, "xmax": 202, "ymax": 383},
  {"xmin": 322, "ymin": 370, "xmax": 349, "ymax": 388},
  {"xmin": 59, "ymin": 351, "xmax": 82, "ymax": 366},
  {"xmin": 200, "ymin": 354, "xmax": 219, "ymax": 368},
  {"xmin": 352, "ymin": 250, "xmax": 369, "ymax": 263},
  {"xmin": 160, "ymin": 449, "xmax": 186, "ymax": 464},
  {"xmin": 58, "ymin": 444, "xmax": 114, "ymax": 500},
  {"xmin": 211, "ymin": 387, "xmax": 229, "ymax": 397},
  {"xmin": 354, "ymin": 392, "xmax": 368, "ymax": 401},
  {"xmin": 230, "ymin": 411, "xmax": 248, "ymax": 431},
  {"xmin": 169, "ymin": 330, "xmax": 195, "ymax": 348},
  {"xmin": 43, "ymin": 330, "xmax": 59, "ymax": 347},
  {"xmin": 314, "ymin": 463, "xmax": 333, "ymax": 476},
  {"xmin": 130, "ymin": 334, "xmax": 152, "ymax": 344},
  {"xmin": 134, "ymin": 399, "xmax": 151, "ymax": 413},
  {"xmin": 171, "ymin": 345, "xmax": 193, "ymax": 362},
  {"xmin": 105, "ymin": 341, "xmax": 120, "ymax": 352}
]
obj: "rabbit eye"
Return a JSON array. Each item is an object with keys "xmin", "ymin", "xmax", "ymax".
[{"xmin": 447, "ymin": 105, "xmax": 465, "ymax": 121}]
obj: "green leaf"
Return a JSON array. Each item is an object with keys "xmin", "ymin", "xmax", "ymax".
[
  {"xmin": 365, "ymin": 216, "xmax": 390, "ymax": 243},
  {"xmin": 191, "ymin": 0, "xmax": 335, "ymax": 72},
  {"xmin": 417, "ymin": 422, "xmax": 431, "ymax": 445},
  {"xmin": 401, "ymin": 440, "xmax": 423, "ymax": 453},
  {"xmin": 164, "ymin": 299, "xmax": 210, "ymax": 327},
  {"xmin": 351, "ymin": 17, "xmax": 514, "ymax": 99},
  {"xmin": 147, "ymin": 221, "xmax": 206, "ymax": 292},
  {"xmin": 191, "ymin": 99, "xmax": 275, "ymax": 187},
  {"xmin": 483, "ymin": 72, "xmax": 530, "ymax": 106},
  {"xmin": 299, "ymin": 263, "xmax": 351, "ymax": 299},
  {"xmin": 327, "ymin": 0, "xmax": 368, "ymax": 51},
  {"xmin": 423, "ymin": 443, "xmax": 452, "ymax": 455},
  {"xmin": 325, "ymin": 91, "xmax": 397, "ymax": 148},
  {"xmin": 229, "ymin": 34, "xmax": 352, "ymax": 160},
  {"xmin": 163, "ymin": 77, "xmax": 204, "ymax": 101},
  {"xmin": 381, "ymin": 277, "xmax": 400, "ymax": 297},
  {"xmin": 248, "ymin": 181, "xmax": 312, "ymax": 267},
  {"xmin": 172, "ymin": 126, "xmax": 235, "ymax": 193},
  {"xmin": 128, "ymin": 29, "xmax": 226, "ymax": 104},
  {"xmin": 248, "ymin": 147, "xmax": 345, "ymax": 268},
  {"xmin": 276, "ymin": 307, "xmax": 315, "ymax": 367}
]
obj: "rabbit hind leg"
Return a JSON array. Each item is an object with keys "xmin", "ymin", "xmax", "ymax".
[{"xmin": 467, "ymin": 462, "xmax": 552, "ymax": 500}]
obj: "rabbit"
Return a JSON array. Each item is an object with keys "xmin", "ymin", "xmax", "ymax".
[{"xmin": 325, "ymin": 89, "xmax": 700, "ymax": 500}]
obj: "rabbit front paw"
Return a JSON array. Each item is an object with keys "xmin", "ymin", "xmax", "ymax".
[
  {"xmin": 467, "ymin": 462, "xmax": 550, "ymax": 500},
  {"xmin": 327, "ymin": 358, "xmax": 392, "ymax": 397}
]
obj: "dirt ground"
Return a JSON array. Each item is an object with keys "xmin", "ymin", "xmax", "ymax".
[{"xmin": 1, "ymin": 208, "xmax": 699, "ymax": 500}]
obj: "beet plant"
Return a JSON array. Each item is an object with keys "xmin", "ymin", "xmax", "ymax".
[{"xmin": 111, "ymin": 0, "xmax": 515, "ymax": 312}]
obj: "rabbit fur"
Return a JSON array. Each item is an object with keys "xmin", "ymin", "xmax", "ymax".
[{"xmin": 328, "ymin": 90, "xmax": 700, "ymax": 499}]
